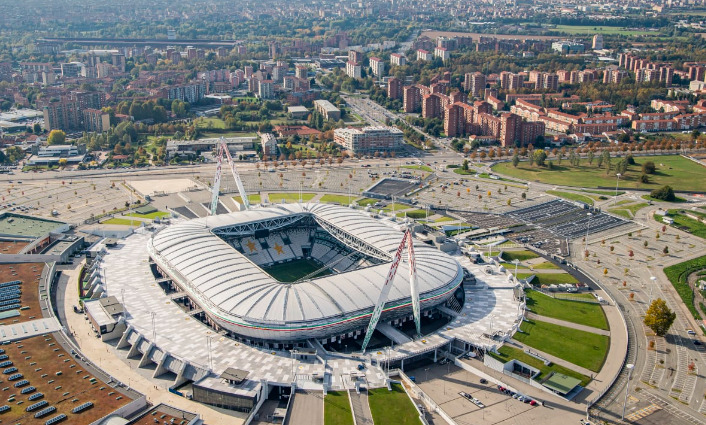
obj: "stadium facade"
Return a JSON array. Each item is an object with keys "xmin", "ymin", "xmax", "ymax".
[{"xmin": 148, "ymin": 203, "xmax": 463, "ymax": 343}]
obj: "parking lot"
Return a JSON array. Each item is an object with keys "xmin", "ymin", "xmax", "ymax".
[{"xmin": 408, "ymin": 362, "xmax": 587, "ymax": 425}]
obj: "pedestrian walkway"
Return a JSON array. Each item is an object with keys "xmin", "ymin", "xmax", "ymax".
[
  {"xmin": 525, "ymin": 312, "xmax": 610, "ymax": 336},
  {"xmin": 349, "ymin": 389, "xmax": 373, "ymax": 425},
  {"xmin": 508, "ymin": 339, "xmax": 595, "ymax": 378}
]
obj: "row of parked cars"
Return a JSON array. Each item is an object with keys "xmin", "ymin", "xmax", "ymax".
[{"xmin": 497, "ymin": 385, "xmax": 539, "ymax": 406}]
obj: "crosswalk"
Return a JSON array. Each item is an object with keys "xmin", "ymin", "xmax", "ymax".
[{"xmin": 625, "ymin": 403, "xmax": 661, "ymax": 422}]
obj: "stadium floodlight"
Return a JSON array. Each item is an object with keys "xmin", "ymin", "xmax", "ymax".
[
  {"xmin": 211, "ymin": 137, "xmax": 249, "ymax": 215},
  {"xmin": 361, "ymin": 228, "xmax": 420, "ymax": 352}
]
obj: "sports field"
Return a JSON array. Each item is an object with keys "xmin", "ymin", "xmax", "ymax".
[
  {"xmin": 262, "ymin": 258, "xmax": 331, "ymax": 282},
  {"xmin": 551, "ymin": 25, "xmax": 658, "ymax": 36},
  {"xmin": 492, "ymin": 155, "xmax": 706, "ymax": 192}
]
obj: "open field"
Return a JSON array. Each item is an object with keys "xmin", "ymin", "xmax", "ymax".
[
  {"xmin": 490, "ymin": 345, "xmax": 591, "ymax": 387},
  {"xmin": 551, "ymin": 24, "xmax": 659, "ymax": 36},
  {"xmin": 516, "ymin": 272, "xmax": 579, "ymax": 285},
  {"xmin": 501, "ymin": 250, "xmax": 540, "ymax": 262},
  {"xmin": 397, "ymin": 209, "xmax": 427, "ymax": 219},
  {"xmin": 368, "ymin": 384, "xmax": 420, "ymax": 425},
  {"xmin": 546, "ymin": 190, "xmax": 595, "ymax": 206},
  {"xmin": 525, "ymin": 290, "xmax": 608, "ymax": 330},
  {"xmin": 664, "ymin": 255, "xmax": 706, "ymax": 320},
  {"xmin": 492, "ymin": 155, "xmax": 706, "ymax": 192},
  {"xmin": 515, "ymin": 319, "xmax": 610, "ymax": 373},
  {"xmin": 324, "ymin": 391, "xmax": 354, "ymax": 425},
  {"xmin": 268, "ymin": 192, "xmax": 316, "ymax": 203},
  {"xmin": 233, "ymin": 194, "xmax": 262, "ymax": 205},
  {"xmin": 420, "ymin": 30, "xmax": 556, "ymax": 41},
  {"xmin": 319, "ymin": 194, "xmax": 356, "ymax": 204}
]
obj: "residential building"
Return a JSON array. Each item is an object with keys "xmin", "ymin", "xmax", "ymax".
[
  {"xmin": 258, "ymin": 80, "xmax": 274, "ymax": 99},
  {"xmin": 348, "ymin": 51, "xmax": 363, "ymax": 64},
  {"xmin": 390, "ymin": 53, "xmax": 406, "ymax": 67},
  {"xmin": 295, "ymin": 65, "xmax": 308, "ymax": 79},
  {"xmin": 260, "ymin": 133, "xmax": 278, "ymax": 156},
  {"xmin": 333, "ymin": 126, "xmax": 403, "ymax": 154},
  {"xmin": 417, "ymin": 50, "xmax": 432, "ymax": 61},
  {"xmin": 465, "ymin": 72, "xmax": 486, "ymax": 98},
  {"xmin": 313, "ymin": 100, "xmax": 341, "ymax": 121},
  {"xmin": 82, "ymin": 109, "xmax": 110, "ymax": 133},
  {"xmin": 592, "ymin": 34, "xmax": 604, "ymax": 50},
  {"xmin": 168, "ymin": 82, "xmax": 207, "ymax": 103},
  {"xmin": 369, "ymin": 57, "xmax": 385, "ymax": 78},
  {"xmin": 388, "ymin": 78, "xmax": 403, "ymax": 100},
  {"xmin": 434, "ymin": 47, "xmax": 450, "ymax": 61},
  {"xmin": 346, "ymin": 61, "xmax": 361, "ymax": 79}
]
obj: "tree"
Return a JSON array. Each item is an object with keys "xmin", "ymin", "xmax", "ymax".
[
  {"xmin": 663, "ymin": 246, "xmax": 669, "ymax": 255},
  {"xmin": 512, "ymin": 154, "xmax": 520, "ymax": 168},
  {"xmin": 650, "ymin": 185, "xmax": 675, "ymax": 201},
  {"xmin": 462, "ymin": 159, "xmax": 469, "ymax": 171},
  {"xmin": 533, "ymin": 149, "xmax": 547, "ymax": 167},
  {"xmin": 642, "ymin": 161, "xmax": 656, "ymax": 174},
  {"xmin": 644, "ymin": 298, "xmax": 676, "ymax": 337},
  {"xmin": 33, "ymin": 123, "xmax": 42, "ymax": 134},
  {"xmin": 47, "ymin": 130, "xmax": 67, "ymax": 145}
]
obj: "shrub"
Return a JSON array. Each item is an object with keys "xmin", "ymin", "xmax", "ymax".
[
  {"xmin": 640, "ymin": 174, "xmax": 650, "ymax": 184},
  {"xmin": 650, "ymin": 185, "xmax": 675, "ymax": 202},
  {"xmin": 642, "ymin": 161, "xmax": 656, "ymax": 174}
]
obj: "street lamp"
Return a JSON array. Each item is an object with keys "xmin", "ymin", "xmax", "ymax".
[
  {"xmin": 649, "ymin": 276, "xmax": 657, "ymax": 304},
  {"xmin": 621, "ymin": 364, "xmax": 635, "ymax": 420},
  {"xmin": 614, "ymin": 173, "xmax": 622, "ymax": 206},
  {"xmin": 513, "ymin": 259, "xmax": 520, "ymax": 280},
  {"xmin": 584, "ymin": 212, "xmax": 593, "ymax": 254}
]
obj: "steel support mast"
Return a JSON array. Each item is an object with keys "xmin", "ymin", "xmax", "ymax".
[
  {"xmin": 210, "ymin": 137, "xmax": 250, "ymax": 215},
  {"xmin": 361, "ymin": 228, "xmax": 420, "ymax": 352}
]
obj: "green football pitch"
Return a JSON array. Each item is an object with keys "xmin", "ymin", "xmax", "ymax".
[{"xmin": 262, "ymin": 258, "xmax": 332, "ymax": 282}]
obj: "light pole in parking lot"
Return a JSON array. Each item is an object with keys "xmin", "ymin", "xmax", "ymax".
[
  {"xmin": 613, "ymin": 173, "xmax": 622, "ymax": 206},
  {"xmin": 513, "ymin": 259, "xmax": 520, "ymax": 280},
  {"xmin": 621, "ymin": 363, "xmax": 635, "ymax": 420},
  {"xmin": 649, "ymin": 276, "xmax": 657, "ymax": 304},
  {"xmin": 584, "ymin": 212, "xmax": 593, "ymax": 255}
]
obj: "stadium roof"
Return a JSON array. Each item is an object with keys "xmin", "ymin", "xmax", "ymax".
[{"xmin": 149, "ymin": 203, "xmax": 461, "ymax": 329}]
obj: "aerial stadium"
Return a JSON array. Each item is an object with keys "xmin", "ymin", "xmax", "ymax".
[{"xmin": 147, "ymin": 202, "xmax": 464, "ymax": 346}]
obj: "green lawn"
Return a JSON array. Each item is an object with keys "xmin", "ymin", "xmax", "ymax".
[
  {"xmin": 319, "ymin": 194, "xmax": 356, "ymax": 204},
  {"xmin": 402, "ymin": 165, "xmax": 433, "ymax": 172},
  {"xmin": 525, "ymin": 290, "xmax": 608, "ymax": 330},
  {"xmin": 490, "ymin": 345, "xmax": 591, "ymax": 387},
  {"xmin": 546, "ymin": 190, "xmax": 594, "ymax": 206},
  {"xmin": 609, "ymin": 202, "xmax": 649, "ymax": 219},
  {"xmin": 514, "ymin": 319, "xmax": 610, "ymax": 372},
  {"xmin": 381, "ymin": 203, "xmax": 411, "ymax": 212},
  {"xmin": 664, "ymin": 255, "xmax": 706, "ymax": 320},
  {"xmin": 233, "ymin": 194, "xmax": 262, "ymax": 204},
  {"xmin": 368, "ymin": 384, "xmax": 420, "ymax": 425},
  {"xmin": 268, "ymin": 192, "xmax": 316, "ymax": 203},
  {"xmin": 551, "ymin": 24, "xmax": 659, "ymax": 36},
  {"xmin": 641, "ymin": 194, "xmax": 687, "ymax": 203},
  {"xmin": 195, "ymin": 117, "xmax": 227, "ymax": 129},
  {"xmin": 532, "ymin": 261, "xmax": 562, "ymax": 270},
  {"xmin": 324, "ymin": 391, "xmax": 354, "ymax": 425},
  {"xmin": 493, "ymin": 155, "xmax": 706, "ymax": 192},
  {"xmin": 581, "ymin": 189, "xmax": 625, "ymax": 196},
  {"xmin": 516, "ymin": 272, "xmax": 579, "ymax": 285},
  {"xmin": 102, "ymin": 218, "xmax": 143, "ymax": 226},
  {"xmin": 200, "ymin": 131, "xmax": 257, "ymax": 139},
  {"xmin": 397, "ymin": 209, "xmax": 428, "ymax": 219},
  {"xmin": 435, "ymin": 216, "xmax": 456, "ymax": 223},
  {"xmin": 125, "ymin": 211, "xmax": 170, "ymax": 219},
  {"xmin": 501, "ymin": 250, "xmax": 540, "ymax": 262}
]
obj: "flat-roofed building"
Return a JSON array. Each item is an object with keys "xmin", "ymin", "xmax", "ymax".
[
  {"xmin": 334, "ymin": 126, "xmax": 403, "ymax": 154},
  {"xmin": 369, "ymin": 57, "xmax": 385, "ymax": 78},
  {"xmin": 390, "ymin": 53, "xmax": 406, "ymax": 67},
  {"xmin": 313, "ymin": 99, "xmax": 341, "ymax": 121}
]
